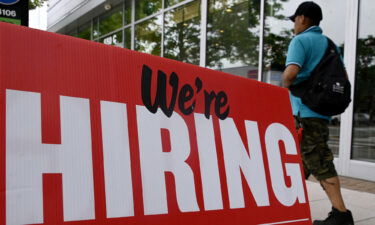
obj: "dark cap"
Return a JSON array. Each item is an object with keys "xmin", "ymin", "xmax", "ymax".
[{"xmin": 288, "ymin": 1, "xmax": 323, "ymax": 24}]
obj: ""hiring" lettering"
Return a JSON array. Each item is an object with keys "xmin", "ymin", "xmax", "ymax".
[{"xmin": 5, "ymin": 89, "xmax": 305, "ymax": 225}]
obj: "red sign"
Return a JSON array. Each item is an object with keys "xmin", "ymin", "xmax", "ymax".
[{"xmin": 0, "ymin": 22, "xmax": 312, "ymax": 225}]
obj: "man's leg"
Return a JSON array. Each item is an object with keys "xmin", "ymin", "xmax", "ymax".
[
  {"xmin": 299, "ymin": 118, "xmax": 354, "ymax": 225},
  {"xmin": 320, "ymin": 176, "xmax": 347, "ymax": 212},
  {"xmin": 314, "ymin": 177, "xmax": 354, "ymax": 225}
]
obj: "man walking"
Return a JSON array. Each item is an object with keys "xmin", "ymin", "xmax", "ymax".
[{"xmin": 282, "ymin": 2, "xmax": 354, "ymax": 225}]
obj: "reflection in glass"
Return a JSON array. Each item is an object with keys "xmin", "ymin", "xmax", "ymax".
[
  {"xmin": 206, "ymin": 0, "xmax": 260, "ymax": 78},
  {"xmin": 166, "ymin": 0, "xmax": 185, "ymax": 8},
  {"xmin": 135, "ymin": 0, "xmax": 162, "ymax": 21},
  {"xmin": 263, "ymin": 0, "xmax": 346, "ymax": 87},
  {"xmin": 352, "ymin": 0, "xmax": 375, "ymax": 162},
  {"xmin": 135, "ymin": 16, "xmax": 162, "ymax": 56},
  {"xmin": 100, "ymin": 31, "xmax": 123, "ymax": 47},
  {"xmin": 99, "ymin": 4, "xmax": 123, "ymax": 37},
  {"xmin": 77, "ymin": 22, "xmax": 91, "ymax": 40},
  {"xmin": 164, "ymin": 1, "xmax": 200, "ymax": 65},
  {"xmin": 67, "ymin": 30, "xmax": 78, "ymax": 38},
  {"xmin": 125, "ymin": 0, "xmax": 132, "ymax": 25},
  {"xmin": 263, "ymin": 0, "xmax": 346, "ymax": 156},
  {"xmin": 125, "ymin": 28, "xmax": 131, "ymax": 49},
  {"xmin": 263, "ymin": 0, "xmax": 293, "ymax": 86},
  {"xmin": 93, "ymin": 18, "xmax": 100, "ymax": 39}
]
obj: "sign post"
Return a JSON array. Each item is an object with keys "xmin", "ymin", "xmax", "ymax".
[
  {"xmin": 0, "ymin": 0, "xmax": 28, "ymax": 26},
  {"xmin": 0, "ymin": 22, "xmax": 312, "ymax": 225}
]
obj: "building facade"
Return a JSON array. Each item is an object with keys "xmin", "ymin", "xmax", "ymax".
[{"xmin": 47, "ymin": 0, "xmax": 375, "ymax": 182}]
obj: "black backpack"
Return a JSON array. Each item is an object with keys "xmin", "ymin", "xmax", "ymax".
[{"xmin": 289, "ymin": 37, "xmax": 351, "ymax": 116}]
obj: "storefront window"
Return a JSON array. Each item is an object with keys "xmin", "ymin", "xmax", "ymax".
[
  {"xmin": 124, "ymin": 28, "xmax": 131, "ymax": 49},
  {"xmin": 352, "ymin": 0, "xmax": 375, "ymax": 162},
  {"xmin": 67, "ymin": 29, "xmax": 78, "ymax": 38},
  {"xmin": 125, "ymin": 0, "xmax": 132, "ymax": 25},
  {"xmin": 263, "ymin": 0, "xmax": 346, "ymax": 86},
  {"xmin": 99, "ymin": 4, "xmax": 123, "ymax": 37},
  {"xmin": 93, "ymin": 18, "xmax": 100, "ymax": 39},
  {"xmin": 206, "ymin": 0, "xmax": 260, "ymax": 78},
  {"xmin": 135, "ymin": 16, "xmax": 162, "ymax": 56},
  {"xmin": 135, "ymin": 0, "xmax": 162, "ymax": 21},
  {"xmin": 77, "ymin": 22, "xmax": 91, "ymax": 40},
  {"xmin": 166, "ymin": 0, "xmax": 185, "ymax": 8},
  {"xmin": 164, "ymin": 1, "xmax": 200, "ymax": 65},
  {"xmin": 263, "ymin": 0, "xmax": 293, "ymax": 86},
  {"xmin": 99, "ymin": 31, "xmax": 123, "ymax": 47}
]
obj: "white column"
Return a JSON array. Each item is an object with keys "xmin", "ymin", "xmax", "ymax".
[
  {"xmin": 338, "ymin": 0, "xmax": 359, "ymax": 175},
  {"xmin": 200, "ymin": 0, "xmax": 208, "ymax": 67}
]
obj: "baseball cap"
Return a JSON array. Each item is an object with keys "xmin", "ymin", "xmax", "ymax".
[{"xmin": 288, "ymin": 1, "xmax": 323, "ymax": 24}]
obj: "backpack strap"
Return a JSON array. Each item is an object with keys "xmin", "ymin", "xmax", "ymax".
[
  {"xmin": 326, "ymin": 37, "xmax": 340, "ymax": 55},
  {"xmin": 289, "ymin": 37, "xmax": 335, "ymax": 97}
]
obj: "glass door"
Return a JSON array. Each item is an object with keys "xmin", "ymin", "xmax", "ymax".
[{"xmin": 352, "ymin": 0, "xmax": 375, "ymax": 163}]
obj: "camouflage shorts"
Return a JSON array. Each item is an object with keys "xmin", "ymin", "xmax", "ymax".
[{"xmin": 295, "ymin": 117, "xmax": 338, "ymax": 181}]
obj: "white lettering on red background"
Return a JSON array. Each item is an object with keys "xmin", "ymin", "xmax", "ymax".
[
  {"xmin": 5, "ymin": 89, "xmax": 305, "ymax": 225},
  {"xmin": 6, "ymin": 90, "xmax": 95, "ymax": 225}
]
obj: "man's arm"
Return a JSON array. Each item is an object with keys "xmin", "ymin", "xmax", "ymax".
[{"xmin": 282, "ymin": 64, "xmax": 300, "ymax": 88}]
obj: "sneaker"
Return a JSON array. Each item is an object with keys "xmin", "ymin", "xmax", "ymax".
[{"xmin": 313, "ymin": 207, "xmax": 354, "ymax": 225}]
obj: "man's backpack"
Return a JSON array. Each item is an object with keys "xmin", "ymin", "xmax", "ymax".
[{"xmin": 289, "ymin": 38, "xmax": 351, "ymax": 116}]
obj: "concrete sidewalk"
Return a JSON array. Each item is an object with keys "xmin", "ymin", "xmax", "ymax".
[{"xmin": 307, "ymin": 180, "xmax": 375, "ymax": 225}]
